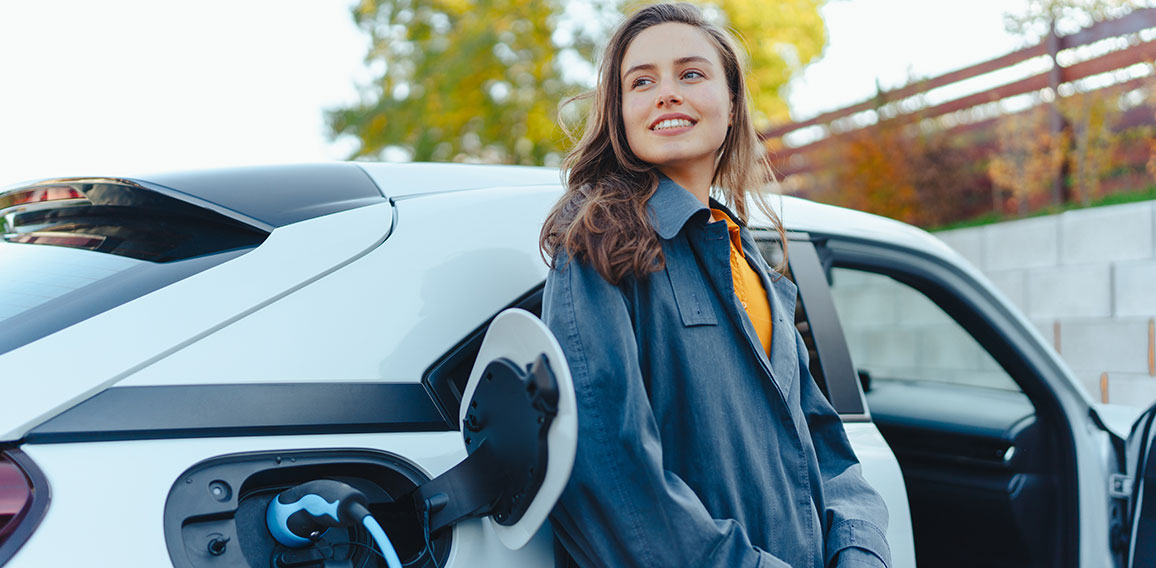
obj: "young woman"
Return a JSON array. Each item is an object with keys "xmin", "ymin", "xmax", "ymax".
[{"xmin": 539, "ymin": 3, "xmax": 890, "ymax": 568}]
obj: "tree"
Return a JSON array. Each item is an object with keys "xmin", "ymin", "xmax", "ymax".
[
  {"xmin": 1004, "ymin": 0, "xmax": 1150, "ymax": 41},
  {"xmin": 328, "ymin": 0, "xmax": 827, "ymax": 164},
  {"xmin": 329, "ymin": 0, "xmax": 567, "ymax": 165},
  {"xmin": 988, "ymin": 107, "xmax": 1068, "ymax": 214},
  {"xmin": 1059, "ymin": 90, "xmax": 1121, "ymax": 204},
  {"xmin": 699, "ymin": 0, "xmax": 827, "ymax": 128}
]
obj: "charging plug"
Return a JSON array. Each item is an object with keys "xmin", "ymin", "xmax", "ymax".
[{"xmin": 266, "ymin": 480, "xmax": 371, "ymax": 548}]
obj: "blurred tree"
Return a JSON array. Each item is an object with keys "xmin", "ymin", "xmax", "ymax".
[
  {"xmin": 697, "ymin": 0, "xmax": 827, "ymax": 128},
  {"xmin": 329, "ymin": 0, "xmax": 567, "ymax": 165},
  {"xmin": 988, "ymin": 107, "xmax": 1068, "ymax": 214},
  {"xmin": 329, "ymin": 0, "xmax": 827, "ymax": 164},
  {"xmin": 826, "ymin": 118, "xmax": 921, "ymax": 224},
  {"xmin": 1059, "ymin": 90, "xmax": 1121, "ymax": 204},
  {"xmin": 1004, "ymin": 0, "xmax": 1150, "ymax": 41},
  {"xmin": 1149, "ymin": 84, "xmax": 1156, "ymax": 185}
]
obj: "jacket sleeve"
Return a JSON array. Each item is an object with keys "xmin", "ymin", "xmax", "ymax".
[
  {"xmin": 794, "ymin": 329, "xmax": 892, "ymax": 568},
  {"xmin": 543, "ymin": 256, "xmax": 788, "ymax": 568}
]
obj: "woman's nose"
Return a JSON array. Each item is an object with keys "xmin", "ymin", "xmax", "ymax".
[{"xmin": 656, "ymin": 85, "xmax": 682, "ymax": 107}]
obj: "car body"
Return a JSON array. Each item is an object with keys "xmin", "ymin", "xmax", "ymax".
[{"xmin": 0, "ymin": 162, "xmax": 1151, "ymax": 567}]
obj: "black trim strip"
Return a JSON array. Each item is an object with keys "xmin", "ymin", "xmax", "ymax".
[
  {"xmin": 26, "ymin": 383, "xmax": 453, "ymax": 444},
  {"xmin": 788, "ymin": 240, "xmax": 867, "ymax": 417},
  {"xmin": 0, "ymin": 448, "xmax": 50, "ymax": 565}
]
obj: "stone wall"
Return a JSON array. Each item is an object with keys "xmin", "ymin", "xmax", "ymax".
[
  {"xmin": 935, "ymin": 201, "xmax": 1156, "ymax": 408},
  {"xmin": 830, "ymin": 268, "xmax": 1019, "ymax": 392}
]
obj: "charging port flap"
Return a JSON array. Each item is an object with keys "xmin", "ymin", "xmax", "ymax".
[{"xmin": 411, "ymin": 308, "xmax": 577, "ymax": 550}]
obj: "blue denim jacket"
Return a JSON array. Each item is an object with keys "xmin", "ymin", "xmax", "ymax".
[{"xmin": 542, "ymin": 175, "xmax": 891, "ymax": 568}]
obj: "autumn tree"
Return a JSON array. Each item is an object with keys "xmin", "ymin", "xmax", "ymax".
[
  {"xmin": 827, "ymin": 122, "xmax": 921, "ymax": 224},
  {"xmin": 988, "ymin": 107, "xmax": 1068, "ymax": 214},
  {"xmin": 1148, "ymin": 81, "xmax": 1156, "ymax": 185},
  {"xmin": 1059, "ymin": 90, "xmax": 1121, "ymax": 204},
  {"xmin": 328, "ymin": 0, "xmax": 827, "ymax": 164}
]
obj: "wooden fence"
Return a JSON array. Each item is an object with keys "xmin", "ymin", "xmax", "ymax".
[{"xmin": 764, "ymin": 8, "xmax": 1156, "ymax": 224}]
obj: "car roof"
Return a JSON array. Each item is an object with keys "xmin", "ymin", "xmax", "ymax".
[
  {"xmin": 23, "ymin": 162, "xmax": 963, "ymax": 265},
  {"xmin": 365, "ymin": 163, "xmax": 964, "ymax": 266},
  {"xmin": 356, "ymin": 162, "xmax": 562, "ymax": 198},
  {"xmin": 746, "ymin": 193, "xmax": 965, "ymax": 263}
]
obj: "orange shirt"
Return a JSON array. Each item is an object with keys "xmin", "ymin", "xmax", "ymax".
[{"xmin": 710, "ymin": 208, "xmax": 773, "ymax": 355}]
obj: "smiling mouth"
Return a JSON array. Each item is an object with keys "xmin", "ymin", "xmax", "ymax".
[{"xmin": 651, "ymin": 118, "xmax": 695, "ymax": 131}]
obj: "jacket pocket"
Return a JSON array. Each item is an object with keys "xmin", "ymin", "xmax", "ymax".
[{"xmin": 663, "ymin": 242, "xmax": 718, "ymax": 327}]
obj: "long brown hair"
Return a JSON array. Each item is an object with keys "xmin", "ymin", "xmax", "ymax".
[{"xmin": 539, "ymin": 2, "xmax": 788, "ymax": 285}]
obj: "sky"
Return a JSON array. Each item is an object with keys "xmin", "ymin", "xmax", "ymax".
[{"xmin": 0, "ymin": 0, "xmax": 1031, "ymax": 186}]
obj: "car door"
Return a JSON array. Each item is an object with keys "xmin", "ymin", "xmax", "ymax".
[
  {"xmin": 1120, "ymin": 400, "xmax": 1156, "ymax": 567},
  {"xmin": 800, "ymin": 233, "xmax": 1131, "ymax": 567}
]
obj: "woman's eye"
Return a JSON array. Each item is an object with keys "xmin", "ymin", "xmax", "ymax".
[
  {"xmin": 631, "ymin": 77, "xmax": 653, "ymax": 88},
  {"xmin": 682, "ymin": 70, "xmax": 704, "ymax": 80}
]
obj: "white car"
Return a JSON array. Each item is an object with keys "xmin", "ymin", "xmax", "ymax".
[{"xmin": 0, "ymin": 163, "xmax": 1151, "ymax": 568}]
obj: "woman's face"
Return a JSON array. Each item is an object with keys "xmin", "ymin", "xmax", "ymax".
[{"xmin": 620, "ymin": 23, "xmax": 732, "ymax": 176}]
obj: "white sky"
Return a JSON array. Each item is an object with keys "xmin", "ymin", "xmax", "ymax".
[{"xmin": 0, "ymin": 0, "xmax": 1029, "ymax": 186}]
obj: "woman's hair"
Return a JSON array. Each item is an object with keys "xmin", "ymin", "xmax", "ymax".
[{"xmin": 539, "ymin": 2, "xmax": 788, "ymax": 285}]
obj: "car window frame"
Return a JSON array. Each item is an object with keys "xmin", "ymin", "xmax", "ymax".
[{"xmin": 781, "ymin": 234, "xmax": 870, "ymax": 420}]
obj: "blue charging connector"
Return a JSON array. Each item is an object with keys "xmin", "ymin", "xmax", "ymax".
[{"xmin": 266, "ymin": 479, "xmax": 403, "ymax": 568}]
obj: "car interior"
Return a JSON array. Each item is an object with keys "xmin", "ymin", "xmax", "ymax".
[{"xmin": 813, "ymin": 245, "xmax": 1079, "ymax": 568}]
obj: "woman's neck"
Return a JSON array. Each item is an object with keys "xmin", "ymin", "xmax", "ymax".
[{"xmin": 658, "ymin": 165, "xmax": 712, "ymax": 206}]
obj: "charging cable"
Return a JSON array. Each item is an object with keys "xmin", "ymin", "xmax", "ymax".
[{"xmin": 266, "ymin": 479, "xmax": 403, "ymax": 568}]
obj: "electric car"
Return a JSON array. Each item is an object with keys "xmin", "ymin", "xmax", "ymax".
[{"xmin": 0, "ymin": 162, "xmax": 1152, "ymax": 568}]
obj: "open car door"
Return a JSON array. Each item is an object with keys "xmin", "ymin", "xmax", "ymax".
[{"xmin": 1122, "ymin": 402, "xmax": 1156, "ymax": 567}]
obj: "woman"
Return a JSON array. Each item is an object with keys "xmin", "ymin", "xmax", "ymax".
[{"xmin": 539, "ymin": 3, "xmax": 890, "ymax": 567}]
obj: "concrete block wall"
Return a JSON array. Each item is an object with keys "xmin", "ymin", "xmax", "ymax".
[
  {"xmin": 830, "ymin": 267, "xmax": 1018, "ymax": 393},
  {"xmin": 936, "ymin": 201, "xmax": 1156, "ymax": 408}
]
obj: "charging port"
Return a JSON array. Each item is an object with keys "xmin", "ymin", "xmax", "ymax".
[{"xmin": 163, "ymin": 449, "xmax": 450, "ymax": 568}]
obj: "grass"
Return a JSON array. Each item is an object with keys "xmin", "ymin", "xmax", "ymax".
[{"xmin": 931, "ymin": 184, "xmax": 1156, "ymax": 232}]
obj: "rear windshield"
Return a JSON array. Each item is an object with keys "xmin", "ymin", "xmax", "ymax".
[
  {"xmin": 0, "ymin": 179, "xmax": 267, "ymax": 354},
  {"xmin": 1, "ymin": 241, "xmax": 138, "ymax": 321},
  {"xmin": 0, "ymin": 241, "xmax": 248, "ymax": 355}
]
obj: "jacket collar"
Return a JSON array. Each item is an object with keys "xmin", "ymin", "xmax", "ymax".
[{"xmin": 648, "ymin": 172, "xmax": 738, "ymax": 240}]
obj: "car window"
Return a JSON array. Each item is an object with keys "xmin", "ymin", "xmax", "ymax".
[
  {"xmin": 827, "ymin": 266, "xmax": 1020, "ymax": 392},
  {"xmin": 0, "ymin": 241, "xmax": 250, "ymax": 356}
]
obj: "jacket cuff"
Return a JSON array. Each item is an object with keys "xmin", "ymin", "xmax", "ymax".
[
  {"xmin": 833, "ymin": 546, "xmax": 887, "ymax": 568},
  {"xmin": 825, "ymin": 520, "xmax": 890, "ymax": 568}
]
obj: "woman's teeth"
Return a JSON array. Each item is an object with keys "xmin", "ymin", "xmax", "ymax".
[{"xmin": 653, "ymin": 119, "xmax": 693, "ymax": 130}]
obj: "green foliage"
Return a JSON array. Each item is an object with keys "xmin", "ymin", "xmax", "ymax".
[
  {"xmin": 328, "ymin": 0, "xmax": 828, "ymax": 164},
  {"xmin": 330, "ymin": 0, "xmax": 567, "ymax": 164}
]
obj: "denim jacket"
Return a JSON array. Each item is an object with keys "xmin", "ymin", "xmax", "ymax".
[{"xmin": 542, "ymin": 175, "xmax": 891, "ymax": 568}]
